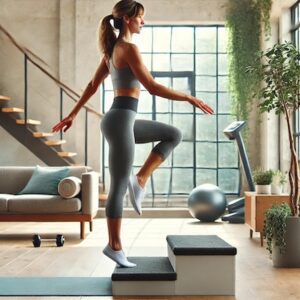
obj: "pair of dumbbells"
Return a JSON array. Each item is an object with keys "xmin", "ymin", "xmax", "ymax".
[{"xmin": 32, "ymin": 234, "xmax": 65, "ymax": 247}]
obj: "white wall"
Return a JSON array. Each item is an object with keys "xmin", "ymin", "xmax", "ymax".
[
  {"xmin": 0, "ymin": 0, "xmax": 227, "ymax": 172},
  {"xmin": 0, "ymin": 0, "xmax": 296, "ymax": 187}
]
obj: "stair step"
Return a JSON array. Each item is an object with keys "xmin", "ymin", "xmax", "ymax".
[
  {"xmin": 58, "ymin": 152, "xmax": 77, "ymax": 157},
  {"xmin": 33, "ymin": 132, "xmax": 54, "ymax": 138},
  {"xmin": 45, "ymin": 140, "xmax": 66, "ymax": 146},
  {"xmin": 2, "ymin": 107, "xmax": 24, "ymax": 113},
  {"xmin": 112, "ymin": 257, "xmax": 176, "ymax": 296},
  {"xmin": 16, "ymin": 119, "xmax": 41, "ymax": 125},
  {"xmin": 112, "ymin": 257, "xmax": 176, "ymax": 281},
  {"xmin": 0, "ymin": 95, "xmax": 11, "ymax": 101},
  {"xmin": 166, "ymin": 235, "xmax": 236, "ymax": 296},
  {"xmin": 99, "ymin": 193, "xmax": 108, "ymax": 201},
  {"xmin": 166, "ymin": 235, "xmax": 237, "ymax": 255}
]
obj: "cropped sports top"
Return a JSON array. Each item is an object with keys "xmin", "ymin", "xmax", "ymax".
[{"xmin": 109, "ymin": 58, "xmax": 141, "ymax": 90}]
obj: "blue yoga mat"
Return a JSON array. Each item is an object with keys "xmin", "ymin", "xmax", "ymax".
[{"xmin": 0, "ymin": 277, "xmax": 112, "ymax": 296}]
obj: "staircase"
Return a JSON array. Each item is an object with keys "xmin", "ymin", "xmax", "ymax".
[
  {"xmin": 0, "ymin": 25, "xmax": 104, "ymax": 168},
  {"xmin": 111, "ymin": 235, "xmax": 237, "ymax": 296},
  {"xmin": 0, "ymin": 94, "xmax": 77, "ymax": 166}
]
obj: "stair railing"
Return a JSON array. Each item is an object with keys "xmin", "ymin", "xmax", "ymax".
[{"xmin": 0, "ymin": 24, "xmax": 103, "ymax": 166}]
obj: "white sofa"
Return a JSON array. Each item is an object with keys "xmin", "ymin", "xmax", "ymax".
[{"xmin": 0, "ymin": 166, "xmax": 99, "ymax": 239}]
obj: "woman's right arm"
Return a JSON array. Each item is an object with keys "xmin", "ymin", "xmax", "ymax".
[
  {"xmin": 126, "ymin": 44, "xmax": 213, "ymax": 114},
  {"xmin": 52, "ymin": 57, "xmax": 109, "ymax": 133}
]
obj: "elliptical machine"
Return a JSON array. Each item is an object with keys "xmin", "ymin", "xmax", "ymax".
[{"xmin": 221, "ymin": 121, "xmax": 255, "ymax": 224}]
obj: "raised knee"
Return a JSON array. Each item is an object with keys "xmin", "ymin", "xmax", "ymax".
[{"xmin": 171, "ymin": 127, "xmax": 182, "ymax": 145}]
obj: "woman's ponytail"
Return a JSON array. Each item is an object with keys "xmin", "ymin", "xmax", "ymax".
[
  {"xmin": 98, "ymin": 14, "xmax": 117, "ymax": 57},
  {"xmin": 98, "ymin": 1, "xmax": 144, "ymax": 57}
]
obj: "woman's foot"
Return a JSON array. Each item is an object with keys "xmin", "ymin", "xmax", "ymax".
[
  {"xmin": 103, "ymin": 244, "xmax": 136, "ymax": 268},
  {"xmin": 128, "ymin": 174, "xmax": 145, "ymax": 215}
]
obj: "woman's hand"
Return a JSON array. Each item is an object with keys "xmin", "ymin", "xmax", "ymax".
[
  {"xmin": 52, "ymin": 115, "xmax": 74, "ymax": 133},
  {"xmin": 187, "ymin": 96, "xmax": 214, "ymax": 114}
]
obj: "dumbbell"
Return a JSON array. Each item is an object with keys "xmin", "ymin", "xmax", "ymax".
[{"xmin": 32, "ymin": 234, "xmax": 65, "ymax": 247}]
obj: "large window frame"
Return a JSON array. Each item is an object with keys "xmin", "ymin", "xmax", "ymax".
[
  {"xmin": 291, "ymin": 1, "xmax": 300, "ymax": 155},
  {"xmin": 101, "ymin": 25, "xmax": 240, "ymax": 205}
]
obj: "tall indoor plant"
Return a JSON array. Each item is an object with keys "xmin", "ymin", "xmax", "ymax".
[
  {"xmin": 226, "ymin": 0, "xmax": 272, "ymax": 122},
  {"xmin": 247, "ymin": 41, "xmax": 300, "ymax": 267}
]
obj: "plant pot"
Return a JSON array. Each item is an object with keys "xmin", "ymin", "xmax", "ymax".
[
  {"xmin": 271, "ymin": 184, "xmax": 283, "ymax": 195},
  {"xmin": 272, "ymin": 216, "xmax": 300, "ymax": 267},
  {"xmin": 255, "ymin": 184, "xmax": 271, "ymax": 194}
]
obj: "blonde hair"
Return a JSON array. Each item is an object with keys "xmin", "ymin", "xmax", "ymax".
[{"xmin": 98, "ymin": 0, "xmax": 144, "ymax": 57}]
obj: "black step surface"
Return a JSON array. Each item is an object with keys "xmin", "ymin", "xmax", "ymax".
[
  {"xmin": 111, "ymin": 257, "xmax": 177, "ymax": 281},
  {"xmin": 166, "ymin": 235, "xmax": 237, "ymax": 256}
]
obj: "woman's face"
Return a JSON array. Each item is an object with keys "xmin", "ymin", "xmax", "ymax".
[{"xmin": 127, "ymin": 11, "xmax": 145, "ymax": 34}]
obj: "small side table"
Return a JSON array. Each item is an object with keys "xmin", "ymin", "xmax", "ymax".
[{"xmin": 244, "ymin": 192, "xmax": 290, "ymax": 246}]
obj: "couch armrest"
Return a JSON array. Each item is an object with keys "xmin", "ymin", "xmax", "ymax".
[{"xmin": 81, "ymin": 171, "xmax": 99, "ymax": 215}]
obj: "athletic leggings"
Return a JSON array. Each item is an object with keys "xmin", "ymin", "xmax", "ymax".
[{"xmin": 101, "ymin": 96, "xmax": 182, "ymax": 218}]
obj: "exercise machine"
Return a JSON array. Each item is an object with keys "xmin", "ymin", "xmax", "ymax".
[{"xmin": 221, "ymin": 121, "xmax": 255, "ymax": 223}]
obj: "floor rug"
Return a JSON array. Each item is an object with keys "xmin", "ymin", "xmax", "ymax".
[{"xmin": 0, "ymin": 277, "xmax": 112, "ymax": 296}]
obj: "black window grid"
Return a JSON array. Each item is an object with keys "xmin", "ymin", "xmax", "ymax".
[
  {"xmin": 101, "ymin": 25, "xmax": 240, "ymax": 204},
  {"xmin": 291, "ymin": 1, "xmax": 300, "ymax": 156}
]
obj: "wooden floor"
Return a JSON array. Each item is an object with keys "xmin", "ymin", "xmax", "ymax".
[{"xmin": 0, "ymin": 217, "xmax": 300, "ymax": 300}]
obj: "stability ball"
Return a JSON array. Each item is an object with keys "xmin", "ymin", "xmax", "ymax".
[{"xmin": 188, "ymin": 183, "xmax": 227, "ymax": 222}]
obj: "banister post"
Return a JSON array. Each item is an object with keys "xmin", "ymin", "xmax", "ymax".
[{"xmin": 24, "ymin": 54, "xmax": 28, "ymax": 126}]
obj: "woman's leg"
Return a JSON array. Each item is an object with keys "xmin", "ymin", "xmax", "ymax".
[
  {"xmin": 136, "ymin": 152, "xmax": 164, "ymax": 188},
  {"xmin": 134, "ymin": 119, "xmax": 182, "ymax": 186},
  {"xmin": 101, "ymin": 109, "xmax": 136, "ymax": 250}
]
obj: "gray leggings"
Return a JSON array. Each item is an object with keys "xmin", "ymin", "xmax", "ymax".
[{"xmin": 101, "ymin": 96, "xmax": 182, "ymax": 218}]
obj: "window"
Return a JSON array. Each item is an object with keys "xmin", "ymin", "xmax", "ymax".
[
  {"xmin": 101, "ymin": 26, "xmax": 239, "ymax": 206},
  {"xmin": 291, "ymin": 1, "xmax": 300, "ymax": 155}
]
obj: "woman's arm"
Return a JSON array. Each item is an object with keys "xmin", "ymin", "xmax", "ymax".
[
  {"xmin": 68, "ymin": 57, "xmax": 109, "ymax": 119},
  {"xmin": 52, "ymin": 57, "xmax": 109, "ymax": 133},
  {"xmin": 126, "ymin": 44, "xmax": 213, "ymax": 114}
]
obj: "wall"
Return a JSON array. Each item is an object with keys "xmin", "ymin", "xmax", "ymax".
[
  {"xmin": 1, "ymin": 0, "xmax": 296, "ymax": 189},
  {"xmin": 259, "ymin": 0, "xmax": 297, "ymax": 193},
  {"xmin": 0, "ymin": 0, "xmax": 228, "ymax": 173}
]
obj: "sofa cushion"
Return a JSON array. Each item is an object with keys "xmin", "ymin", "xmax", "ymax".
[
  {"xmin": 58, "ymin": 176, "xmax": 81, "ymax": 199},
  {"xmin": 7, "ymin": 195, "xmax": 81, "ymax": 214},
  {"xmin": 18, "ymin": 166, "xmax": 70, "ymax": 195},
  {"xmin": 0, "ymin": 166, "xmax": 90, "ymax": 195},
  {"xmin": 0, "ymin": 194, "xmax": 13, "ymax": 212}
]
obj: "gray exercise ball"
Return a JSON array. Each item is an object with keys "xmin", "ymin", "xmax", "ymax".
[{"xmin": 188, "ymin": 183, "xmax": 227, "ymax": 222}]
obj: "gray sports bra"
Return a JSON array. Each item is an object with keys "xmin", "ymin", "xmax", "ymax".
[{"xmin": 109, "ymin": 58, "xmax": 141, "ymax": 90}]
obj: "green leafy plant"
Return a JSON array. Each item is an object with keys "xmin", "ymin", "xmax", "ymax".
[
  {"xmin": 264, "ymin": 203, "xmax": 292, "ymax": 255},
  {"xmin": 253, "ymin": 168, "xmax": 273, "ymax": 185},
  {"xmin": 272, "ymin": 170, "xmax": 287, "ymax": 186},
  {"xmin": 247, "ymin": 41, "xmax": 300, "ymax": 216},
  {"xmin": 226, "ymin": 0, "xmax": 272, "ymax": 123}
]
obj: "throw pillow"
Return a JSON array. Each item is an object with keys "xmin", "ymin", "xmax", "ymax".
[
  {"xmin": 18, "ymin": 165, "xmax": 70, "ymax": 195},
  {"xmin": 58, "ymin": 176, "xmax": 81, "ymax": 198}
]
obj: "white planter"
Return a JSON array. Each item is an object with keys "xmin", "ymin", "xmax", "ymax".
[
  {"xmin": 255, "ymin": 184, "xmax": 271, "ymax": 194},
  {"xmin": 271, "ymin": 184, "xmax": 283, "ymax": 195}
]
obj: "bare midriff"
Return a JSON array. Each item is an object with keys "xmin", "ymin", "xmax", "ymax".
[{"xmin": 114, "ymin": 88, "xmax": 140, "ymax": 99}]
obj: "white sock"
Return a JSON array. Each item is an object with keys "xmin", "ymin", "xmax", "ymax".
[{"xmin": 103, "ymin": 244, "xmax": 136, "ymax": 268}]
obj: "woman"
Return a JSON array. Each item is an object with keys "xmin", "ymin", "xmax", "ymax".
[{"xmin": 52, "ymin": 0, "xmax": 213, "ymax": 267}]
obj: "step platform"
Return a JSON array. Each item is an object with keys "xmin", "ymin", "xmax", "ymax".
[
  {"xmin": 111, "ymin": 235, "xmax": 237, "ymax": 296},
  {"xmin": 167, "ymin": 235, "xmax": 236, "ymax": 295},
  {"xmin": 112, "ymin": 257, "xmax": 176, "ymax": 296}
]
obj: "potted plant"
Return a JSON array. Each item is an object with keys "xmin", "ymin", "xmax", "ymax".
[
  {"xmin": 247, "ymin": 41, "xmax": 300, "ymax": 267},
  {"xmin": 263, "ymin": 202, "xmax": 300, "ymax": 267},
  {"xmin": 271, "ymin": 170, "xmax": 287, "ymax": 195},
  {"xmin": 253, "ymin": 168, "xmax": 273, "ymax": 194}
]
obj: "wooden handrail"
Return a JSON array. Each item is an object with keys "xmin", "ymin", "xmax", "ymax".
[{"xmin": 0, "ymin": 24, "xmax": 103, "ymax": 118}]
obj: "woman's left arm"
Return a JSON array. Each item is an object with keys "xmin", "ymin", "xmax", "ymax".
[
  {"xmin": 68, "ymin": 57, "xmax": 109, "ymax": 119},
  {"xmin": 52, "ymin": 57, "xmax": 109, "ymax": 133}
]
